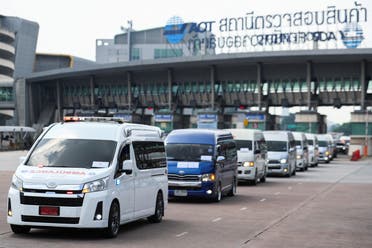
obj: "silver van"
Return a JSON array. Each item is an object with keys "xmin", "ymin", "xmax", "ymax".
[
  {"xmin": 227, "ymin": 129, "xmax": 267, "ymax": 185},
  {"xmin": 263, "ymin": 131, "xmax": 296, "ymax": 177},
  {"xmin": 292, "ymin": 132, "xmax": 309, "ymax": 171}
]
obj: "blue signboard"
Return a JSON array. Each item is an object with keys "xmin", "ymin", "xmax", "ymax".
[
  {"xmin": 197, "ymin": 114, "xmax": 218, "ymax": 129},
  {"xmin": 246, "ymin": 114, "xmax": 265, "ymax": 121},
  {"xmin": 154, "ymin": 114, "xmax": 173, "ymax": 122}
]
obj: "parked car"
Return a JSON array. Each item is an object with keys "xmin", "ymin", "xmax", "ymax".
[
  {"xmin": 227, "ymin": 129, "xmax": 267, "ymax": 185},
  {"xmin": 263, "ymin": 131, "xmax": 296, "ymax": 177},
  {"xmin": 165, "ymin": 129, "xmax": 237, "ymax": 202}
]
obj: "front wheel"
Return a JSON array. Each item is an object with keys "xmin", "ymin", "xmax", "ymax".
[
  {"xmin": 105, "ymin": 201, "xmax": 120, "ymax": 238},
  {"xmin": 10, "ymin": 225, "xmax": 30, "ymax": 234},
  {"xmin": 148, "ymin": 192, "xmax": 164, "ymax": 223},
  {"xmin": 227, "ymin": 178, "xmax": 237, "ymax": 196}
]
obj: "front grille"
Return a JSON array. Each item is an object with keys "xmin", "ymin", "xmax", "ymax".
[
  {"xmin": 169, "ymin": 186, "xmax": 201, "ymax": 191},
  {"xmin": 268, "ymin": 165, "xmax": 281, "ymax": 169},
  {"xmin": 268, "ymin": 160, "xmax": 280, "ymax": 164},
  {"xmin": 20, "ymin": 193, "xmax": 83, "ymax": 207},
  {"xmin": 23, "ymin": 188, "xmax": 82, "ymax": 194},
  {"xmin": 22, "ymin": 215, "xmax": 79, "ymax": 224},
  {"xmin": 168, "ymin": 174, "xmax": 200, "ymax": 182}
]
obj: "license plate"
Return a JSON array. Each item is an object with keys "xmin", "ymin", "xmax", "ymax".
[
  {"xmin": 174, "ymin": 190, "xmax": 187, "ymax": 196},
  {"xmin": 39, "ymin": 206, "xmax": 59, "ymax": 216}
]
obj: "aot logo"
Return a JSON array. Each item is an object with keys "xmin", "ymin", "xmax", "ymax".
[
  {"xmin": 341, "ymin": 23, "xmax": 364, "ymax": 49},
  {"xmin": 163, "ymin": 16, "xmax": 187, "ymax": 44}
]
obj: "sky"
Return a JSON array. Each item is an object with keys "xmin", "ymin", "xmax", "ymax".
[{"xmin": 1, "ymin": 0, "xmax": 371, "ymax": 124}]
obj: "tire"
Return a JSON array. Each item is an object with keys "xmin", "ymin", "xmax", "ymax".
[
  {"xmin": 148, "ymin": 192, "xmax": 164, "ymax": 223},
  {"xmin": 105, "ymin": 201, "xmax": 120, "ymax": 238},
  {"xmin": 251, "ymin": 169, "xmax": 258, "ymax": 185},
  {"xmin": 212, "ymin": 183, "xmax": 222, "ymax": 202},
  {"xmin": 227, "ymin": 178, "xmax": 237, "ymax": 196},
  {"xmin": 260, "ymin": 172, "xmax": 266, "ymax": 183},
  {"xmin": 10, "ymin": 225, "xmax": 30, "ymax": 234},
  {"xmin": 292, "ymin": 168, "xmax": 296, "ymax": 176}
]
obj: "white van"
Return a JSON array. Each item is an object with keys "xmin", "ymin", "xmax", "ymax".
[
  {"xmin": 263, "ymin": 131, "xmax": 296, "ymax": 177},
  {"xmin": 292, "ymin": 132, "xmax": 309, "ymax": 171},
  {"xmin": 227, "ymin": 129, "xmax": 267, "ymax": 185},
  {"xmin": 305, "ymin": 133, "xmax": 319, "ymax": 167},
  {"xmin": 7, "ymin": 117, "xmax": 167, "ymax": 238}
]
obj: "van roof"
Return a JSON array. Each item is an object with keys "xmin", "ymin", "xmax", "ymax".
[
  {"xmin": 263, "ymin": 131, "xmax": 290, "ymax": 141},
  {"xmin": 43, "ymin": 122, "xmax": 162, "ymax": 141},
  {"xmin": 226, "ymin": 129, "xmax": 261, "ymax": 140},
  {"xmin": 166, "ymin": 129, "xmax": 232, "ymax": 145}
]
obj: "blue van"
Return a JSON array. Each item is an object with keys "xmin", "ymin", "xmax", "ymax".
[{"xmin": 165, "ymin": 129, "xmax": 237, "ymax": 202}]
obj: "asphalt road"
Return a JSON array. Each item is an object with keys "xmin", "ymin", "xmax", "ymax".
[{"xmin": 0, "ymin": 151, "xmax": 371, "ymax": 248}]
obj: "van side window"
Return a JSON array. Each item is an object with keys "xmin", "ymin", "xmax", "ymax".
[
  {"xmin": 219, "ymin": 141, "xmax": 237, "ymax": 160},
  {"xmin": 116, "ymin": 144, "xmax": 130, "ymax": 178},
  {"xmin": 133, "ymin": 141, "xmax": 166, "ymax": 170}
]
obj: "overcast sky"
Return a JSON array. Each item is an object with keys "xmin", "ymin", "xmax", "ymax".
[{"xmin": 2, "ymin": 0, "xmax": 371, "ymax": 124}]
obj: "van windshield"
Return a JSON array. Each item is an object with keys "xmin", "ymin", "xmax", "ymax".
[
  {"xmin": 308, "ymin": 140, "xmax": 314, "ymax": 145},
  {"xmin": 235, "ymin": 140, "xmax": 253, "ymax": 151},
  {"xmin": 266, "ymin": 141, "xmax": 287, "ymax": 152},
  {"xmin": 166, "ymin": 143, "xmax": 214, "ymax": 162},
  {"xmin": 318, "ymin": 140, "xmax": 328, "ymax": 147},
  {"xmin": 26, "ymin": 138, "xmax": 117, "ymax": 168}
]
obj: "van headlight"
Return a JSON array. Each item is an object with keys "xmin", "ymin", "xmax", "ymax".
[
  {"xmin": 297, "ymin": 155, "xmax": 302, "ymax": 159},
  {"xmin": 243, "ymin": 161, "xmax": 254, "ymax": 167},
  {"xmin": 11, "ymin": 175, "xmax": 23, "ymax": 192},
  {"xmin": 201, "ymin": 173, "xmax": 216, "ymax": 182},
  {"xmin": 280, "ymin": 158, "xmax": 287, "ymax": 164},
  {"xmin": 82, "ymin": 177, "xmax": 109, "ymax": 193}
]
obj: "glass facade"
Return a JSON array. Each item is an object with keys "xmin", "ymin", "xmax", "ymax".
[
  {"xmin": 0, "ymin": 87, "xmax": 13, "ymax": 101},
  {"xmin": 154, "ymin": 49, "xmax": 183, "ymax": 59}
]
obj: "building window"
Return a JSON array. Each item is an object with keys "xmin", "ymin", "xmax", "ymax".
[
  {"xmin": 0, "ymin": 87, "xmax": 13, "ymax": 102},
  {"xmin": 154, "ymin": 49, "xmax": 183, "ymax": 59},
  {"xmin": 131, "ymin": 48, "xmax": 140, "ymax": 60}
]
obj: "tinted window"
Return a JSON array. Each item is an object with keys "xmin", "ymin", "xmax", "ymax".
[
  {"xmin": 235, "ymin": 140, "xmax": 253, "ymax": 150},
  {"xmin": 295, "ymin": 140, "xmax": 302, "ymax": 146},
  {"xmin": 26, "ymin": 139, "xmax": 117, "ymax": 168},
  {"xmin": 266, "ymin": 141, "xmax": 287, "ymax": 152},
  {"xmin": 318, "ymin": 141, "xmax": 328, "ymax": 147},
  {"xmin": 166, "ymin": 143, "xmax": 214, "ymax": 162},
  {"xmin": 308, "ymin": 140, "xmax": 314, "ymax": 145},
  {"xmin": 133, "ymin": 141, "xmax": 166, "ymax": 170}
]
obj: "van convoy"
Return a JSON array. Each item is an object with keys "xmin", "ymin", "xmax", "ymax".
[
  {"xmin": 7, "ymin": 116, "xmax": 341, "ymax": 237},
  {"xmin": 7, "ymin": 117, "xmax": 168, "ymax": 238}
]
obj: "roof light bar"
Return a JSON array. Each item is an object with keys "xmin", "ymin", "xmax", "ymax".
[{"xmin": 63, "ymin": 116, "xmax": 125, "ymax": 123}]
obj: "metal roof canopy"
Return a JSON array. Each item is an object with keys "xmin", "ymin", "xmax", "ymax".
[{"xmin": 25, "ymin": 48, "xmax": 372, "ymax": 83}]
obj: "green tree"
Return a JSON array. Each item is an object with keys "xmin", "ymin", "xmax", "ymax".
[{"xmin": 331, "ymin": 122, "xmax": 352, "ymax": 135}]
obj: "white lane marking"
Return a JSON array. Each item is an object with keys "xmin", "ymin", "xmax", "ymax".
[
  {"xmin": 212, "ymin": 217, "xmax": 222, "ymax": 222},
  {"xmin": 176, "ymin": 232, "xmax": 188, "ymax": 237},
  {"xmin": 240, "ymin": 207, "xmax": 247, "ymax": 211},
  {"xmin": 274, "ymin": 192, "xmax": 281, "ymax": 195},
  {"xmin": 288, "ymin": 186, "xmax": 292, "ymax": 190},
  {"xmin": 298, "ymin": 182, "xmax": 303, "ymax": 185},
  {"xmin": 260, "ymin": 198, "xmax": 266, "ymax": 202}
]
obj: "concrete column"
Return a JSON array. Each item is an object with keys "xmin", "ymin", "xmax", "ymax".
[
  {"xmin": 28, "ymin": 82, "xmax": 34, "ymax": 125},
  {"xmin": 306, "ymin": 61, "xmax": 312, "ymax": 110},
  {"xmin": 56, "ymin": 80, "xmax": 62, "ymax": 121},
  {"xmin": 167, "ymin": 68, "xmax": 172, "ymax": 110},
  {"xmin": 90, "ymin": 76, "xmax": 94, "ymax": 107},
  {"xmin": 361, "ymin": 60, "xmax": 366, "ymax": 110},
  {"xmin": 210, "ymin": 65, "xmax": 215, "ymax": 110},
  {"xmin": 257, "ymin": 63, "xmax": 262, "ymax": 110},
  {"xmin": 127, "ymin": 71, "xmax": 132, "ymax": 110}
]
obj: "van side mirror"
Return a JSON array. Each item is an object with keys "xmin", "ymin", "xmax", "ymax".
[
  {"xmin": 216, "ymin": 156, "xmax": 225, "ymax": 162},
  {"xmin": 19, "ymin": 156, "xmax": 26, "ymax": 164},
  {"xmin": 121, "ymin": 160, "xmax": 133, "ymax": 175}
]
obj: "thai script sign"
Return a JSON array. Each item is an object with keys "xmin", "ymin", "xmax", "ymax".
[{"xmin": 163, "ymin": 1, "xmax": 368, "ymax": 51}]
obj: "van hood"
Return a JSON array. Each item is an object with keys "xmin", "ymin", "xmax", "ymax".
[
  {"xmin": 15, "ymin": 165, "xmax": 109, "ymax": 188},
  {"xmin": 237, "ymin": 151, "xmax": 254, "ymax": 163},
  {"xmin": 267, "ymin": 151, "xmax": 288, "ymax": 160},
  {"xmin": 167, "ymin": 160, "xmax": 214, "ymax": 175}
]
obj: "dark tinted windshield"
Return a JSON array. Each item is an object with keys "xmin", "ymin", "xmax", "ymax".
[
  {"xmin": 166, "ymin": 143, "xmax": 214, "ymax": 162},
  {"xmin": 26, "ymin": 139, "xmax": 117, "ymax": 168},
  {"xmin": 266, "ymin": 141, "xmax": 287, "ymax": 152},
  {"xmin": 235, "ymin": 140, "xmax": 253, "ymax": 150},
  {"xmin": 295, "ymin": 140, "xmax": 302, "ymax": 146},
  {"xmin": 318, "ymin": 141, "xmax": 328, "ymax": 147},
  {"xmin": 307, "ymin": 140, "xmax": 314, "ymax": 145}
]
